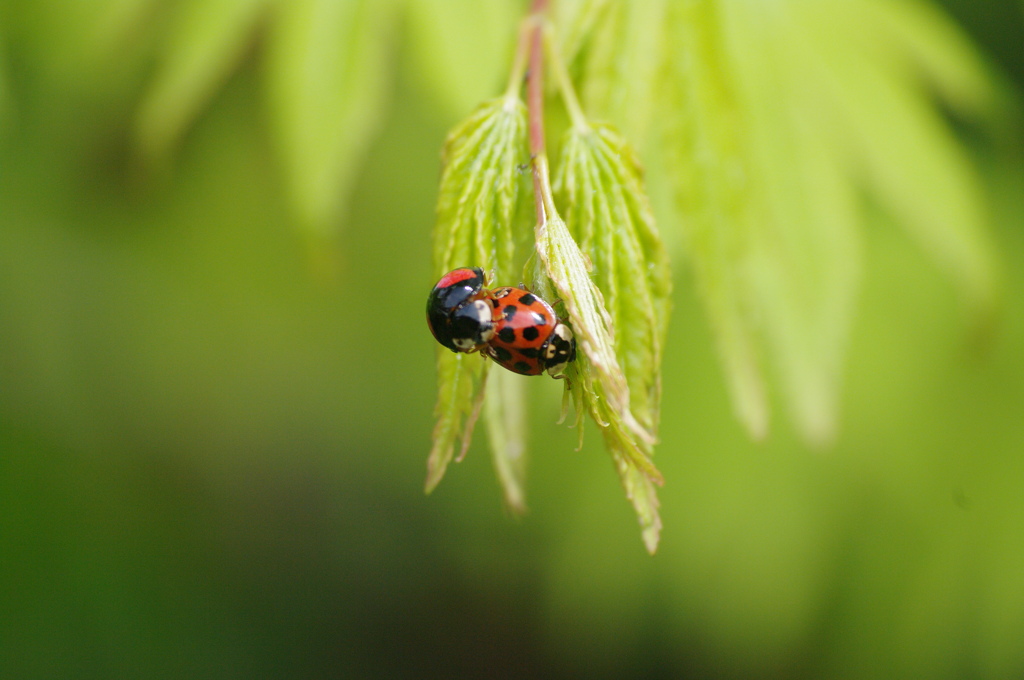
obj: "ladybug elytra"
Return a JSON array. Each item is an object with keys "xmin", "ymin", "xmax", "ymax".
[{"xmin": 484, "ymin": 287, "xmax": 576, "ymax": 376}]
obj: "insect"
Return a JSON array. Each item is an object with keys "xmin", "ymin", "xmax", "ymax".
[
  {"xmin": 483, "ymin": 286, "xmax": 576, "ymax": 377},
  {"xmin": 425, "ymin": 267, "xmax": 495, "ymax": 353},
  {"xmin": 426, "ymin": 268, "xmax": 577, "ymax": 378}
]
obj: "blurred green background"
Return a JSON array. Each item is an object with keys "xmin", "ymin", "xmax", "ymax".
[{"xmin": 2, "ymin": 1, "xmax": 1024, "ymax": 678}]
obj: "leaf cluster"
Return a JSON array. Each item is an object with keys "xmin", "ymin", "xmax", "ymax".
[
  {"xmin": 428, "ymin": 11, "xmax": 674, "ymax": 551},
  {"xmin": 428, "ymin": 0, "xmax": 1003, "ymax": 551}
]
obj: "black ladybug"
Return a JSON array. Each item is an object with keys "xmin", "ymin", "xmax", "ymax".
[{"xmin": 426, "ymin": 267, "xmax": 496, "ymax": 353}]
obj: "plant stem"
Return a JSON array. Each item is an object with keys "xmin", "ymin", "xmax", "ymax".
[
  {"xmin": 526, "ymin": 0, "xmax": 556, "ymax": 224},
  {"xmin": 503, "ymin": 20, "xmax": 532, "ymax": 101},
  {"xmin": 545, "ymin": 25, "xmax": 590, "ymax": 132}
]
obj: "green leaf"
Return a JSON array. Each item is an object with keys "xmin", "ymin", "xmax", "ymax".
[
  {"xmin": 427, "ymin": 96, "xmax": 531, "ymax": 495},
  {"xmin": 265, "ymin": 0, "xmax": 397, "ymax": 235},
  {"xmin": 405, "ymin": 0, "xmax": 519, "ymax": 118},
  {"xmin": 615, "ymin": 455, "xmax": 662, "ymax": 555},
  {"xmin": 136, "ymin": 0, "xmax": 268, "ymax": 161},
  {"xmin": 426, "ymin": 353, "xmax": 488, "ymax": 494},
  {"xmin": 558, "ymin": 334, "xmax": 665, "ymax": 552},
  {"xmin": 484, "ymin": 368, "xmax": 528, "ymax": 514},
  {"xmin": 718, "ymin": 1, "xmax": 863, "ymax": 443},
  {"xmin": 661, "ymin": 1, "xmax": 771, "ymax": 439},
  {"xmin": 433, "ymin": 97, "xmax": 530, "ymax": 280},
  {"xmin": 552, "ymin": 122, "xmax": 671, "ymax": 553},
  {"xmin": 535, "ymin": 197, "xmax": 664, "ymax": 551}
]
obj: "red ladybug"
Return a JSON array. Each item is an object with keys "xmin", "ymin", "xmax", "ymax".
[
  {"xmin": 483, "ymin": 287, "xmax": 576, "ymax": 377},
  {"xmin": 426, "ymin": 267, "xmax": 495, "ymax": 353}
]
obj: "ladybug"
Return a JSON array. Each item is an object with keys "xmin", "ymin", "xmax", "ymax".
[
  {"xmin": 484, "ymin": 287, "xmax": 576, "ymax": 377},
  {"xmin": 426, "ymin": 267, "xmax": 495, "ymax": 353}
]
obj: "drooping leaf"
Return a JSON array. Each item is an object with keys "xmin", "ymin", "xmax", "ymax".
[
  {"xmin": 616, "ymin": 456, "xmax": 662, "ymax": 555},
  {"xmin": 137, "ymin": 0, "xmax": 269, "ymax": 161},
  {"xmin": 536, "ymin": 206, "xmax": 664, "ymax": 552},
  {"xmin": 484, "ymin": 368, "xmax": 528, "ymax": 514},
  {"xmin": 718, "ymin": 1, "xmax": 862, "ymax": 444},
  {"xmin": 426, "ymin": 353, "xmax": 488, "ymax": 494},
  {"xmin": 661, "ymin": 0, "xmax": 771, "ymax": 439},
  {"xmin": 427, "ymin": 96, "xmax": 531, "ymax": 496},
  {"xmin": 552, "ymin": 122, "xmax": 671, "ymax": 552},
  {"xmin": 265, "ymin": 0, "xmax": 398, "ymax": 236}
]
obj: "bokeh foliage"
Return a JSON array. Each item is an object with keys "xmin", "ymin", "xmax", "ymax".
[
  {"xmin": 561, "ymin": 0, "xmax": 1002, "ymax": 445},
  {"xmin": 2, "ymin": 1, "xmax": 1024, "ymax": 678}
]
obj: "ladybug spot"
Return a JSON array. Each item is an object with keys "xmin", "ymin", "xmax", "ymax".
[
  {"xmin": 519, "ymin": 347, "xmax": 540, "ymax": 359},
  {"xmin": 503, "ymin": 305, "xmax": 518, "ymax": 321},
  {"xmin": 492, "ymin": 346, "xmax": 513, "ymax": 363},
  {"xmin": 514, "ymin": 361, "xmax": 532, "ymax": 373},
  {"xmin": 522, "ymin": 326, "xmax": 539, "ymax": 341},
  {"xmin": 520, "ymin": 293, "xmax": 536, "ymax": 306},
  {"xmin": 531, "ymin": 312, "xmax": 546, "ymax": 326},
  {"xmin": 498, "ymin": 327, "xmax": 516, "ymax": 343}
]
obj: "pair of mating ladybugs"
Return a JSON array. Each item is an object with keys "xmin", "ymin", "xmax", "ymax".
[{"xmin": 426, "ymin": 267, "xmax": 577, "ymax": 378}]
